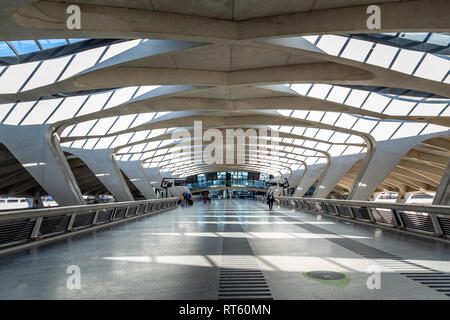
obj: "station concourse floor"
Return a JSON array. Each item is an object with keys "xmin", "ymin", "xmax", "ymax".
[{"xmin": 0, "ymin": 199, "xmax": 449, "ymax": 300}]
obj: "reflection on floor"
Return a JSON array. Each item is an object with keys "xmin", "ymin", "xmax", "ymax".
[{"xmin": 0, "ymin": 199, "xmax": 449, "ymax": 299}]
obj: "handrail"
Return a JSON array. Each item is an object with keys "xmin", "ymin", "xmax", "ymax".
[
  {"xmin": 0, "ymin": 197, "xmax": 180, "ymax": 252},
  {"xmin": 255, "ymin": 195, "xmax": 450, "ymax": 240},
  {"xmin": 0, "ymin": 198, "xmax": 178, "ymax": 222},
  {"xmin": 277, "ymin": 196, "xmax": 450, "ymax": 215}
]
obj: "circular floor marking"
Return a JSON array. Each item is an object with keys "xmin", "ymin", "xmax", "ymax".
[{"xmin": 303, "ymin": 270, "xmax": 351, "ymax": 288}]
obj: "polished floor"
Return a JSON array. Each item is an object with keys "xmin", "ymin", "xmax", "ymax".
[{"xmin": 0, "ymin": 199, "xmax": 449, "ymax": 299}]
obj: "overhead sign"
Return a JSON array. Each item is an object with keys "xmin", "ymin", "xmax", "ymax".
[
  {"xmin": 174, "ymin": 179, "xmax": 187, "ymax": 186},
  {"xmin": 161, "ymin": 180, "xmax": 173, "ymax": 188},
  {"xmin": 278, "ymin": 178, "xmax": 289, "ymax": 188}
]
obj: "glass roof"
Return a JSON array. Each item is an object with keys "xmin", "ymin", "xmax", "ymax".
[
  {"xmin": 0, "ymin": 39, "xmax": 89, "ymax": 57},
  {"xmin": 0, "ymin": 33, "xmax": 448, "ymax": 177}
]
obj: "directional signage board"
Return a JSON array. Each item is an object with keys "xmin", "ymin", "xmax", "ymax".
[
  {"xmin": 161, "ymin": 180, "xmax": 173, "ymax": 188},
  {"xmin": 174, "ymin": 179, "xmax": 187, "ymax": 186}
]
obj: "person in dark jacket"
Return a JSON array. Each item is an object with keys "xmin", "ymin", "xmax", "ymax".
[{"xmin": 267, "ymin": 189, "xmax": 275, "ymax": 210}]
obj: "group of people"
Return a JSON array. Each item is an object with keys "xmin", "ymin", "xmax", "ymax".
[
  {"xmin": 202, "ymin": 191, "xmax": 211, "ymax": 203},
  {"xmin": 181, "ymin": 192, "xmax": 193, "ymax": 206}
]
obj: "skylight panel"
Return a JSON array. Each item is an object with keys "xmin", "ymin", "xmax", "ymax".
[
  {"xmin": 303, "ymin": 128, "xmax": 318, "ymax": 138},
  {"xmin": 414, "ymin": 54, "xmax": 450, "ymax": 82},
  {"xmin": 133, "ymin": 86, "xmax": 160, "ymax": 99},
  {"xmin": 0, "ymin": 103, "xmax": 15, "ymax": 123},
  {"xmin": 154, "ymin": 112, "xmax": 170, "ymax": 119},
  {"xmin": 328, "ymin": 132, "xmax": 350, "ymax": 143},
  {"xmin": 351, "ymin": 118, "xmax": 378, "ymax": 133},
  {"xmin": 305, "ymin": 158, "xmax": 318, "ymax": 165},
  {"xmin": 89, "ymin": 117, "xmax": 117, "ymax": 136},
  {"xmin": 391, "ymin": 123, "xmax": 426, "ymax": 139},
  {"xmin": 131, "ymin": 113, "xmax": 156, "ymax": 127},
  {"xmin": 104, "ymin": 87, "xmax": 138, "ymax": 109},
  {"xmin": 383, "ymin": 99, "xmax": 416, "ymax": 115},
  {"xmin": 366, "ymin": 43, "xmax": 398, "ymax": 68},
  {"xmin": 83, "ymin": 138, "xmax": 99, "ymax": 150},
  {"xmin": 345, "ymin": 135, "xmax": 365, "ymax": 144},
  {"xmin": 341, "ymin": 38, "xmax": 373, "ymax": 61},
  {"xmin": 419, "ymin": 124, "xmax": 448, "ymax": 135},
  {"xmin": 440, "ymin": 106, "xmax": 450, "ymax": 116},
  {"xmin": 361, "ymin": 93, "xmax": 391, "ymax": 113},
  {"xmin": 9, "ymin": 40, "xmax": 40, "ymax": 54},
  {"xmin": 77, "ymin": 92, "xmax": 112, "ymax": 116},
  {"xmin": 0, "ymin": 42, "xmax": 15, "ymax": 56},
  {"xmin": 100, "ymin": 40, "xmax": 141, "ymax": 63},
  {"xmin": 315, "ymin": 129, "xmax": 333, "ymax": 141},
  {"xmin": 71, "ymin": 139, "xmax": 86, "ymax": 149},
  {"xmin": 327, "ymin": 145, "xmax": 347, "ymax": 157},
  {"xmin": 303, "ymin": 140, "xmax": 317, "ymax": 148},
  {"xmin": 59, "ymin": 46, "xmax": 106, "ymax": 80},
  {"xmin": 398, "ymin": 33, "xmax": 428, "ymax": 42},
  {"xmin": 326, "ymin": 86, "xmax": 350, "ymax": 103},
  {"xmin": 334, "ymin": 113, "xmax": 357, "ymax": 129},
  {"xmin": 37, "ymin": 39, "xmax": 68, "ymax": 50},
  {"xmin": 308, "ymin": 84, "xmax": 332, "ymax": 99},
  {"xmin": 391, "ymin": 50, "xmax": 425, "ymax": 75},
  {"xmin": 48, "ymin": 95, "xmax": 88, "ymax": 123},
  {"xmin": 3, "ymin": 101, "xmax": 35, "ymax": 125},
  {"xmin": 70, "ymin": 120, "xmax": 97, "ymax": 137},
  {"xmin": 290, "ymin": 84, "xmax": 312, "ymax": 95},
  {"xmin": 315, "ymin": 143, "xmax": 330, "ymax": 151},
  {"xmin": 409, "ymin": 102, "xmax": 447, "ymax": 116},
  {"xmin": 128, "ymin": 131, "xmax": 149, "ymax": 144},
  {"xmin": 316, "ymin": 35, "xmax": 347, "ymax": 56},
  {"xmin": 145, "ymin": 141, "xmax": 161, "ymax": 150},
  {"xmin": 277, "ymin": 109, "xmax": 292, "ymax": 117},
  {"xmin": 0, "ymin": 61, "xmax": 40, "ymax": 94},
  {"xmin": 147, "ymin": 128, "xmax": 167, "ymax": 138},
  {"xmin": 341, "ymin": 146, "xmax": 364, "ymax": 156},
  {"xmin": 95, "ymin": 137, "xmax": 116, "ymax": 150},
  {"xmin": 306, "ymin": 111, "xmax": 324, "ymax": 122},
  {"xmin": 68, "ymin": 38, "xmax": 88, "ymax": 43},
  {"xmin": 345, "ymin": 89, "xmax": 369, "ymax": 108},
  {"xmin": 291, "ymin": 110, "xmax": 309, "ymax": 119},
  {"xmin": 291, "ymin": 127, "xmax": 306, "ymax": 136},
  {"xmin": 108, "ymin": 114, "xmax": 137, "ymax": 133},
  {"xmin": 21, "ymin": 98, "xmax": 62, "ymax": 125},
  {"xmin": 320, "ymin": 112, "xmax": 340, "ymax": 125},
  {"xmin": 427, "ymin": 33, "xmax": 450, "ymax": 46},
  {"xmin": 22, "ymin": 55, "xmax": 72, "ymax": 91},
  {"xmin": 370, "ymin": 122, "xmax": 400, "ymax": 141}
]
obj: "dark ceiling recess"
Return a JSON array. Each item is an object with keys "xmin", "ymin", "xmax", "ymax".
[
  {"xmin": 0, "ymin": 143, "xmax": 46, "ymax": 198},
  {"xmin": 64, "ymin": 152, "xmax": 110, "ymax": 197},
  {"xmin": 119, "ymin": 169, "xmax": 145, "ymax": 200}
]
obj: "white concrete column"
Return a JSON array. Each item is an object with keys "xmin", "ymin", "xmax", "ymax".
[
  {"xmin": 63, "ymin": 147, "xmax": 133, "ymax": 202},
  {"xmin": 293, "ymin": 163, "xmax": 327, "ymax": 197},
  {"xmin": 143, "ymin": 167, "xmax": 163, "ymax": 197},
  {"xmin": 349, "ymin": 133, "xmax": 450, "ymax": 201},
  {"xmin": 433, "ymin": 158, "xmax": 450, "ymax": 205},
  {"xmin": 289, "ymin": 169, "xmax": 306, "ymax": 190},
  {"xmin": 314, "ymin": 154, "xmax": 364, "ymax": 198},
  {"xmin": 116, "ymin": 160, "xmax": 157, "ymax": 199},
  {"xmin": 0, "ymin": 124, "xmax": 84, "ymax": 206}
]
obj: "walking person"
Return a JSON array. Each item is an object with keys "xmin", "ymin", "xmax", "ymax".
[{"xmin": 267, "ymin": 189, "xmax": 275, "ymax": 211}]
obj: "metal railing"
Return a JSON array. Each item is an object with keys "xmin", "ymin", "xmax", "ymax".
[
  {"xmin": 0, "ymin": 197, "xmax": 179, "ymax": 252},
  {"xmin": 256, "ymin": 195, "xmax": 450, "ymax": 240}
]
